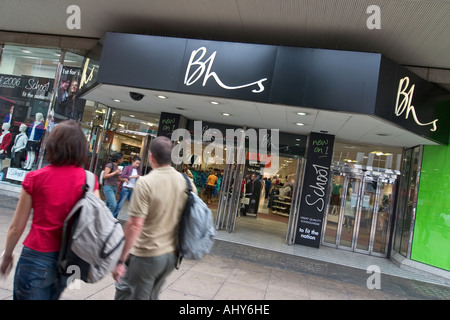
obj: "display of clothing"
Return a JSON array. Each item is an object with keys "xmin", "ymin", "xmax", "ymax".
[
  {"xmin": 11, "ymin": 131, "xmax": 28, "ymax": 168},
  {"xmin": 28, "ymin": 121, "xmax": 45, "ymax": 141},
  {"xmin": 0, "ymin": 130, "xmax": 12, "ymax": 155},
  {"xmin": 331, "ymin": 183, "xmax": 342, "ymax": 206}
]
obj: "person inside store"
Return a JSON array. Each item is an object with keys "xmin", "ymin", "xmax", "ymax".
[
  {"xmin": 3, "ymin": 105, "xmax": 14, "ymax": 126},
  {"xmin": 264, "ymin": 177, "xmax": 272, "ymax": 199},
  {"xmin": 0, "ymin": 120, "xmax": 99, "ymax": 300},
  {"xmin": 23, "ymin": 113, "xmax": 45, "ymax": 171},
  {"xmin": 103, "ymin": 152, "xmax": 124, "ymax": 214},
  {"xmin": 10, "ymin": 123, "xmax": 28, "ymax": 168},
  {"xmin": 204, "ymin": 170, "xmax": 217, "ymax": 204},
  {"xmin": 248, "ymin": 174, "xmax": 263, "ymax": 215},
  {"xmin": 112, "ymin": 155, "xmax": 142, "ymax": 219},
  {"xmin": 182, "ymin": 164, "xmax": 194, "ymax": 180},
  {"xmin": 54, "ymin": 75, "xmax": 70, "ymax": 116},
  {"xmin": 0, "ymin": 122, "xmax": 13, "ymax": 171}
]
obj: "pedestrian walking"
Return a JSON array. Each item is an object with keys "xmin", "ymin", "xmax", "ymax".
[
  {"xmin": 103, "ymin": 152, "xmax": 124, "ymax": 213},
  {"xmin": 112, "ymin": 155, "xmax": 142, "ymax": 218},
  {"xmin": 111, "ymin": 136, "xmax": 196, "ymax": 300},
  {"xmin": 0, "ymin": 120, "xmax": 99, "ymax": 300}
]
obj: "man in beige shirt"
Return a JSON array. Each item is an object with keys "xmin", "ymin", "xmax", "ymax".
[{"xmin": 112, "ymin": 136, "xmax": 196, "ymax": 300}]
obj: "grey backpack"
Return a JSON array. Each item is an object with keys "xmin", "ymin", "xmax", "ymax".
[
  {"xmin": 58, "ymin": 170, "xmax": 125, "ymax": 283},
  {"xmin": 176, "ymin": 173, "xmax": 215, "ymax": 267}
]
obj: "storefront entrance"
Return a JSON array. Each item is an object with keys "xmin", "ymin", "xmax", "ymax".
[
  {"xmin": 321, "ymin": 164, "xmax": 398, "ymax": 257},
  {"xmin": 213, "ymin": 130, "xmax": 307, "ymax": 246}
]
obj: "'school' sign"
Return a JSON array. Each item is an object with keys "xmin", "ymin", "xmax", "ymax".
[{"xmin": 295, "ymin": 132, "xmax": 335, "ymax": 248}]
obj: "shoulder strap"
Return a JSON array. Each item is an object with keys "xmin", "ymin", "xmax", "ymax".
[
  {"xmin": 182, "ymin": 173, "xmax": 192, "ymax": 193},
  {"xmin": 84, "ymin": 170, "xmax": 96, "ymax": 193}
]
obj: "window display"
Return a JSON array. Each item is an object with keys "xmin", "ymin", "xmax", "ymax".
[
  {"xmin": 23, "ymin": 113, "xmax": 45, "ymax": 170},
  {"xmin": 0, "ymin": 122, "xmax": 13, "ymax": 170},
  {"xmin": 10, "ymin": 123, "xmax": 28, "ymax": 168}
]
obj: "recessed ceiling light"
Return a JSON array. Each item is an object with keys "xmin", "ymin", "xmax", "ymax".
[
  {"xmin": 296, "ymin": 112, "xmax": 307, "ymax": 116},
  {"xmin": 21, "ymin": 49, "xmax": 31, "ymax": 54},
  {"xmin": 296, "ymin": 122, "xmax": 304, "ymax": 126},
  {"xmin": 211, "ymin": 101, "xmax": 219, "ymax": 105},
  {"xmin": 157, "ymin": 95, "xmax": 167, "ymax": 99},
  {"xmin": 113, "ymin": 99, "xmax": 121, "ymax": 102},
  {"xmin": 222, "ymin": 112, "xmax": 231, "ymax": 116},
  {"xmin": 129, "ymin": 115, "xmax": 135, "ymax": 118}
]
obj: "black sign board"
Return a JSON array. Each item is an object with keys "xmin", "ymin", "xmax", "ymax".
[
  {"xmin": 157, "ymin": 112, "xmax": 182, "ymax": 139},
  {"xmin": 94, "ymin": 32, "xmax": 450, "ymax": 145},
  {"xmin": 295, "ymin": 132, "xmax": 335, "ymax": 248}
]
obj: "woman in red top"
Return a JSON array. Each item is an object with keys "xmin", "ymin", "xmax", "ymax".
[{"xmin": 0, "ymin": 120, "xmax": 99, "ymax": 300}]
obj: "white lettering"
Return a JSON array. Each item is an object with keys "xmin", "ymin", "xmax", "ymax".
[
  {"xmin": 366, "ymin": 265, "xmax": 381, "ymax": 289},
  {"xmin": 66, "ymin": 5, "xmax": 81, "ymax": 30},
  {"xmin": 394, "ymin": 77, "xmax": 438, "ymax": 131},
  {"xmin": 66, "ymin": 265, "xmax": 81, "ymax": 289},
  {"xmin": 184, "ymin": 47, "xmax": 267, "ymax": 93},
  {"xmin": 366, "ymin": 5, "xmax": 381, "ymax": 29},
  {"xmin": 170, "ymin": 121, "xmax": 278, "ymax": 170},
  {"xmin": 25, "ymin": 79, "xmax": 50, "ymax": 91},
  {"xmin": 304, "ymin": 164, "xmax": 329, "ymax": 212},
  {"xmin": 179, "ymin": 304, "xmax": 213, "ymax": 317}
]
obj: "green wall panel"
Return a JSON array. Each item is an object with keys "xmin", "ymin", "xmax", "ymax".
[{"xmin": 412, "ymin": 139, "xmax": 450, "ymax": 271}]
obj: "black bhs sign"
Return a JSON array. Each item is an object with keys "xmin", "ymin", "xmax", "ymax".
[{"xmin": 295, "ymin": 132, "xmax": 335, "ymax": 248}]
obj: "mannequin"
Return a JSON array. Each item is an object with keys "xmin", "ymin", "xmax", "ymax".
[
  {"xmin": 330, "ymin": 176, "xmax": 342, "ymax": 215},
  {"xmin": 11, "ymin": 123, "xmax": 29, "ymax": 168},
  {"xmin": 24, "ymin": 113, "xmax": 45, "ymax": 170},
  {"xmin": 0, "ymin": 122, "xmax": 13, "ymax": 171}
]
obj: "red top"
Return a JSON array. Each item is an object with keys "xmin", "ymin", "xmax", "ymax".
[
  {"xmin": 0, "ymin": 132, "xmax": 12, "ymax": 152},
  {"xmin": 21, "ymin": 165, "xmax": 99, "ymax": 252}
]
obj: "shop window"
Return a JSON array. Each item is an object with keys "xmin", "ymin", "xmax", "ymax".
[
  {"xmin": 393, "ymin": 146, "xmax": 422, "ymax": 257},
  {"xmin": 0, "ymin": 45, "xmax": 60, "ymax": 78},
  {"xmin": 332, "ymin": 141, "xmax": 402, "ymax": 171}
]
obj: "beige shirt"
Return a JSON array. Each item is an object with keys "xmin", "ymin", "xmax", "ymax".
[{"xmin": 128, "ymin": 166, "xmax": 197, "ymax": 257}]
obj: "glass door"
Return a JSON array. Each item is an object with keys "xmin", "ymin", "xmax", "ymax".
[
  {"xmin": 338, "ymin": 173, "xmax": 363, "ymax": 250},
  {"xmin": 372, "ymin": 176, "xmax": 396, "ymax": 256},
  {"xmin": 355, "ymin": 173, "xmax": 380, "ymax": 253},
  {"xmin": 215, "ymin": 131, "xmax": 246, "ymax": 233},
  {"xmin": 322, "ymin": 170, "xmax": 345, "ymax": 246},
  {"xmin": 322, "ymin": 165, "xmax": 397, "ymax": 257},
  {"xmin": 286, "ymin": 158, "xmax": 306, "ymax": 244}
]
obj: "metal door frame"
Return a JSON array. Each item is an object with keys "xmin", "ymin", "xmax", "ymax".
[
  {"xmin": 321, "ymin": 164, "xmax": 399, "ymax": 257},
  {"xmin": 337, "ymin": 171, "xmax": 364, "ymax": 251},
  {"xmin": 286, "ymin": 157, "xmax": 306, "ymax": 245},
  {"xmin": 214, "ymin": 127, "xmax": 247, "ymax": 233}
]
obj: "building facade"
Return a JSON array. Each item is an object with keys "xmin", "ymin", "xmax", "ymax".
[{"xmin": 0, "ymin": 32, "xmax": 448, "ymax": 276}]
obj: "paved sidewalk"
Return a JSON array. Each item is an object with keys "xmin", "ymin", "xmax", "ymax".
[{"xmin": 0, "ymin": 194, "xmax": 449, "ymax": 301}]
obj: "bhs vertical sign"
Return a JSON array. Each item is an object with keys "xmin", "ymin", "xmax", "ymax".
[{"xmin": 295, "ymin": 132, "xmax": 335, "ymax": 248}]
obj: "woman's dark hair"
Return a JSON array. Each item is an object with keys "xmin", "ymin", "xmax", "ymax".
[
  {"xmin": 132, "ymin": 155, "xmax": 141, "ymax": 162},
  {"xmin": 45, "ymin": 120, "xmax": 88, "ymax": 166},
  {"xmin": 110, "ymin": 152, "xmax": 123, "ymax": 163}
]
